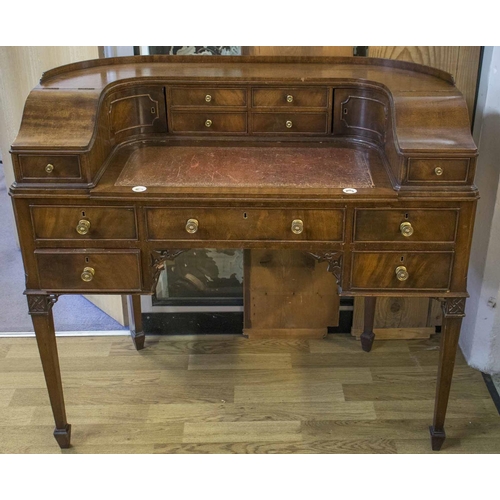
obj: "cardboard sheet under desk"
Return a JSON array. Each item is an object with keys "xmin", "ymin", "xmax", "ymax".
[{"xmin": 115, "ymin": 146, "xmax": 375, "ymax": 189}]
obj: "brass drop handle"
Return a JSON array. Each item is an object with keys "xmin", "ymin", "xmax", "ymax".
[
  {"xmin": 186, "ymin": 218, "xmax": 199, "ymax": 234},
  {"xmin": 400, "ymin": 221, "xmax": 414, "ymax": 237},
  {"xmin": 205, "ymin": 119, "xmax": 212, "ymax": 128},
  {"xmin": 45, "ymin": 163, "xmax": 54, "ymax": 173},
  {"xmin": 286, "ymin": 94, "xmax": 294, "ymax": 103},
  {"xmin": 286, "ymin": 120, "xmax": 293, "ymax": 129},
  {"xmin": 435, "ymin": 167, "xmax": 444, "ymax": 176},
  {"xmin": 291, "ymin": 219, "xmax": 304, "ymax": 234},
  {"xmin": 205, "ymin": 94, "xmax": 212, "ymax": 102},
  {"xmin": 81, "ymin": 267, "xmax": 95, "ymax": 282},
  {"xmin": 76, "ymin": 219, "xmax": 90, "ymax": 234},
  {"xmin": 76, "ymin": 219, "xmax": 91, "ymax": 235},
  {"xmin": 395, "ymin": 266, "xmax": 409, "ymax": 282}
]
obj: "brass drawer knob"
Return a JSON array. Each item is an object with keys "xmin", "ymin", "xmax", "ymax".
[
  {"xmin": 291, "ymin": 219, "xmax": 304, "ymax": 234},
  {"xmin": 205, "ymin": 94, "xmax": 212, "ymax": 102},
  {"xmin": 435, "ymin": 167, "xmax": 444, "ymax": 176},
  {"xmin": 400, "ymin": 221, "xmax": 414, "ymax": 237},
  {"xmin": 286, "ymin": 94, "xmax": 294, "ymax": 103},
  {"xmin": 81, "ymin": 267, "xmax": 95, "ymax": 282},
  {"xmin": 76, "ymin": 219, "xmax": 91, "ymax": 235},
  {"xmin": 286, "ymin": 120, "xmax": 293, "ymax": 129},
  {"xmin": 395, "ymin": 266, "xmax": 409, "ymax": 281},
  {"xmin": 45, "ymin": 163, "xmax": 54, "ymax": 173},
  {"xmin": 205, "ymin": 119, "xmax": 212, "ymax": 128},
  {"xmin": 186, "ymin": 218, "xmax": 199, "ymax": 234}
]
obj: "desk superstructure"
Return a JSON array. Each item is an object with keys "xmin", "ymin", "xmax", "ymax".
[{"xmin": 9, "ymin": 56, "xmax": 479, "ymax": 450}]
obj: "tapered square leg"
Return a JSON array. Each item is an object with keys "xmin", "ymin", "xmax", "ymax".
[
  {"xmin": 54, "ymin": 424, "xmax": 72, "ymax": 449},
  {"xmin": 127, "ymin": 295, "xmax": 145, "ymax": 350},
  {"xmin": 430, "ymin": 297, "xmax": 466, "ymax": 451},
  {"xmin": 429, "ymin": 426, "xmax": 446, "ymax": 451},
  {"xmin": 360, "ymin": 296, "xmax": 377, "ymax": 352},
  {"xmin": 27, "ymin": 292, "xmax": 71, "ymax": 449}
]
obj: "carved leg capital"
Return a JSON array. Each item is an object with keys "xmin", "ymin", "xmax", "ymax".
[
  {"xmin": 26, "ymin": 292, "xmax": 59, "ymax": 315},
  {"xmin": 438, "ymin": 297, "xmax": 466, "ymax": 318}
]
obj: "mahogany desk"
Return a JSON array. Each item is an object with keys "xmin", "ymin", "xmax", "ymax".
[{"xmin": 9, "ymin": 56, "xmax": 479, "ymax": 450}]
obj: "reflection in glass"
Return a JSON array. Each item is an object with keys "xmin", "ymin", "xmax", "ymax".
[{"xmin": 155, "ymin": 249, "xmax": 243, "ymax": 305}]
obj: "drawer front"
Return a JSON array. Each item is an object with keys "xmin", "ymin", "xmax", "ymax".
[
  {"xmin": 146, "ymin": 208, "xmax": 344, "ymax": 241},
  {"xmin": 170, "ymin": 88, "xmax": 246, "ymax": 107},
  {"xmin": 350, "ymin": 252, "xmax": 453, "ymax": 290},
  {"xmin": 19, "ymin": 155, "xmax": 82, "ymax": 181},
  {"xmin": 31, "ymin": 206, "xmax": 137, "ymax": 241},
  {"xmin": 252, "ymin": 113, "xmax": 329, "ymax": 134},
  {"xmin": 107, "ymin": 86, "xmax": 168, "ymax": 142},
  {"xmin": 252, "ymin": 87, "xmax": 329, "ymax": 108},
  {"xmin": 170, "ymin": 112, "xmax": 247, "ymax": 133},
  {"xmin": 333, "ymin": 88, "xmax": 388, "ymax": 144},
  {"xmin": 407, "ymin": 158, "xmax": 470, "ymax": 183},
  {"xmin": 354, "ymin": 209, "xmax": 458, "ymax": 243},
  {"xmin": 36, "ymin": 250, "xmax": 141, "ymax": 291}
]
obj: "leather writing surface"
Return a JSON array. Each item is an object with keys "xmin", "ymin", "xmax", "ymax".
[{"xmin": 115, "ymin": 145, "xmax": 374, "ymax": 189}]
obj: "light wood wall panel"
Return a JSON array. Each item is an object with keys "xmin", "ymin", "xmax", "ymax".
[{"xmin": 242, "ymin": 46, "xmax": 353, "ymax": 57}]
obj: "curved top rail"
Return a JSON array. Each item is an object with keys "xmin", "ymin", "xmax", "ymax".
[{"xmin": 39, "ymin": 55, "xmax": 455, "ymax": 87}]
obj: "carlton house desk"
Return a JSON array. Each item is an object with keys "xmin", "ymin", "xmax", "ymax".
[{"xmin": 9, "ymin": 56, "xmax": 479, "ymax": 450}]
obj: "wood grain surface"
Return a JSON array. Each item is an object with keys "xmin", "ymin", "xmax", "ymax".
[
  {"xmin": 368, "ymin": 46, "xmax": 481, "ymax": 123},
  {"xmin": 1, "ymin": 333, "xmax": 498, "ymax": 454},
  {"xmin": 8, "ymin": 55, "xmax": 480, "ymax": 451}
]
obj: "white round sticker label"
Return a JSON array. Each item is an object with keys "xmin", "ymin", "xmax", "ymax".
[{"xmin": 132, "ymin": 186, "xmax": 147, "ymax": 192}]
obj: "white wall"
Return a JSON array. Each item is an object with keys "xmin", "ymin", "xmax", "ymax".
[{"xmin": 460, "ymin": 46, "xmax": 500, "ymax": 374}]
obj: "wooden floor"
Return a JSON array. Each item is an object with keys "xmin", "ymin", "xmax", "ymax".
[{"xmin": 1, "ymin": 333, "xmax": 499, "ymax": 454}]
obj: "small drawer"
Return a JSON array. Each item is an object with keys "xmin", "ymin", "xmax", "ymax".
[
  {"xmin": 146, "ymin": 208, "xmax": 344, "ymax": 242},
  {"xmin": 252, "ymin": 87, "xmax": 329, "ymax": 108},
  {"xmin": 252, "ymin": 113, "xmax": 329, "ymax": 134},
  {"xmin": 350, "ymin": 252, "xmax": 453, "ymax": 290},
  {"xmin": 170, "ymin": 87, "xmax": 246, "ymax": 107},
  {"xmin": 36, "ymin": 250, "xmax": 142, "ymax": 291},
  {"xmin": 406, "ymin": 158, "xmax": 470, "ymax": 183},
  {"xmin": 354, "ymin": 209, "xmax": 458, "ymax": 243},
  {"xmin": 31, "ymin": 206, "xmax": 137, "ymax": 241},
  {"xmin": 18, "ymin": 154, "xmax": 82, "ymax": 181},
  {"xmin": 170, "ymin": 112, "xmax": 247, "ymax": 133}
]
